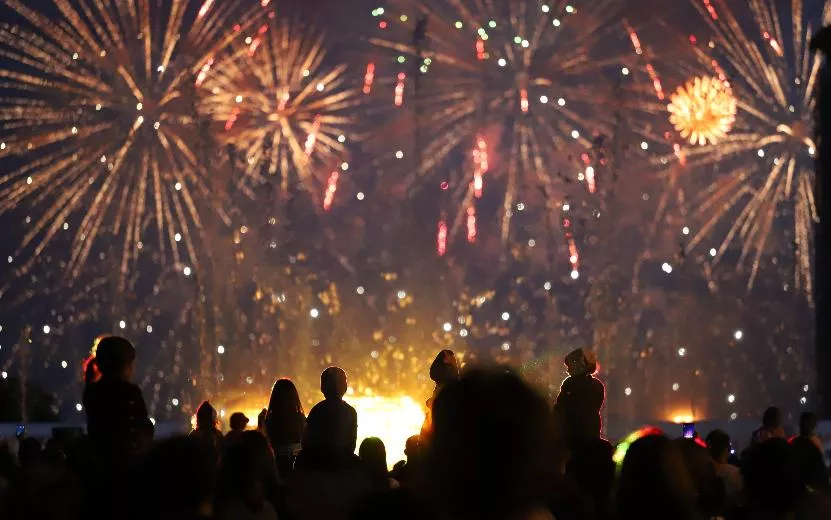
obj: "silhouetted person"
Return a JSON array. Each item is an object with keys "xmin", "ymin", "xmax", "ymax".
[
  {"xmin": 566, "ymin": 438, "xmax": 615, "ymax": 520},
  {"xmin": 302, "ymin": 367, "xmax": 357, "ymax": 467},
  {"xmin": 190, "ymin": 401, "xmax": 223, "ymax": 466},
  {"xmin": 131, "ymin": 436, "xmax": 217, "ymax": 520},
  {"xmin": 391, "ymin": 435, "xmax": 421, "ymax": 489},
  {"xmin": 616, "ymin": 434, "xmax": 700, "ymax": 520},
  {"xmin": 225, "ymin": 412, "xmax": 249, "ymax": 445},
  {"xmin": 359, "ymin": 437, "xmax": 397, "ymax": 492},
  {"xmin": 706, "ymin": 429, "xmax": 742, "ymax": 508},
  {"xmin": 794, "ymin": 411, "xmax": 824, "ymax": 454},
  {"xmin": 426, "ymin": 368, "xmax": 556, "ymax": 520},
  {"xmin": 750, "ymin": 406, "xmax": 785, "ymax": 446},
  {"xmin": 83, "ymin": 336, "xmax": 153, "ymax": 460},
  {"xmin": 216, "ymin": 431, "xmax": 280, "ymax": 520},
  {"xmin": 555, "ymin": 348, "xmax": 604, "ymax": 449},
  {"xmin": 736, "ymin": 439, "xmax": 802, "ymax": 520},
  {"xmin": 265, "ymin": 378, "xmax": 306, "ymax": 476},
  {"xmin": 674, "ymin": 438, "xmax": 726, "ymax": 519},
  {"xmin": 421, "ymin": 350, "xmax": 459, "ymax": 439}
]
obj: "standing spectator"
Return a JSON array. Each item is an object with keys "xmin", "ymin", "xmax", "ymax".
[
  {"xmin": 216, "ymin": 431, "xmax": 280, "ymax": 520},
  {"xmin": 750, "ymin": 406, "xmax": 786, "ymax": 447},
  {"xmin": 265, "ymin": 378, "xmax": 306, "ymax": 476},
  {"xmin": 426, "ymin": 368, "xmax": 556, "ymax": 520},
  {"xmin": 359, "ymin": 437, "xmax": 398, "ymax": 492},
  {"xmin": 421, "ymin": 350, "xmax": 459, "ymax": 439},
  {"xmin": 302, "ymin": 367, "xmax": 357, "ymax": 466},
  {"xmin": 794, "ymin": 412, "xmax": 824, "ymax": 454},
  {"xmin": 391, "ymin": 435, "xmax": 421, "ymax": 489},
  {"xmin": 190, "ymin": 401, "xmax": 223, "ymax": 466},
  {"xmin": 706, "ymin": 429, "xmax": 743, "ymax": 508},
  {"xmin": 225, "ymin": 412, "xmax": 249, "ymax": 445},
  {"xmin": 83, "ymin": 336, "xmax": 153, "ymax": 460},
  {"xmin": 554, "ymin": 348, "xmax": 605, "ymax": 449}
]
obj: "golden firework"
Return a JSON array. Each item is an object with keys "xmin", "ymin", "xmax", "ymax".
[
  {"xmin": 668, "ymin": 75, "xmax": 737, "ymax": 146},
  {"xmin": 199, "ymin": 18, "xmax": 360, "ymax": 200},
  {"xmin": 0, "ymin": 0, "xmax": 265, "ymax": 286}
]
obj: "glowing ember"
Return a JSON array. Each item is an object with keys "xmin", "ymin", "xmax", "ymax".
[{"xmin": 668, "ymin": 75, "xmax": 737, "ymax": 146}]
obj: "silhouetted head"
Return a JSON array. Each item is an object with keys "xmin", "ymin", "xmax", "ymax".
[
  {"xmin": 427, "ymin": 367, "xmax": 554, "ymax": 520},
  {"xmin": 429, "ymin": 350, "xmax": 459, "ymax": 385},
  {"xmin": 360, "ymin": 437, "xmax": 389, "ymax": 489},
  {"xmin": 268, "ymin": 378, "xmax": 304, "ymax": 417},
  {"xmin": 705, "ymin": 429, "xmax": 731, "ymax": 463},
  {"xmin": 404, "ymin": 435, "xmax": 421, "ymax": 458},
  {"xmin": 742, "ymin": 439, "xmax": 801, "ymax": 513},
  {"xmin": 229, "ymin": 412, "xmax": 249, "ymax": 432},
  {"xmin": 762, "ymin": 406, "xmax": 782, "ymax": 429},
  {"xmin": 94, "ymin": 336, "xmax": 136, "ymax": 381},
  {"xmin": 616, "ymin": 434, "xmax": 698, "ymax": 520},
  {"xmin": 674, "ymin": 438, "xmax": 725, "ymax": 518},
  {"xmin": 799, "ymin": 411, "xmax": 818, "ymax": 437},
  {"xmin": 321, "ymin": 367, "xmax": 348, "ymax": 400},
  {"xmin": 219, "ymin": 431, "xmax": 277, "ymax": 504},
  {"xmin": 196, "ymin": 401, "xmax": 218, "ymax": 431},
  {"xmin": 133, "ymin": 436, "xmax": 216, "ymax": 519},
  {"xmin": 567, "ymin": 438, "xmax": 615, "ymax": 502},
  {"xmin": 565, "ymin": 348, "xmax": 597, "ymax": 377}
]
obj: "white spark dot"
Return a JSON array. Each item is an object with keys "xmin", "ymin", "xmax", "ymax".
[
  {"xmin": 501, "ymin": 342, "xmax": 511, "ymax": 351},
  {"xmin": 640, "ymin": 141, "xmax": 649, "ymax": 150},
  {"xmin": 459, "ymin": 328, "xmax": 468, "ymax": 337},
  {"xmin": 395, "ymin": 150, "xmax": 404, "ymax": 159},
  {"xmin": 562, "ymin": 203, "xmax": 570, "ymax": 211},
  {"xmin": 624, "ymin": 387, "xmax": 632, "ymax": 396},
  {"xmin": 678, "ymin": 347, "xmax": 686, "ymax": 357},
  {"xmin": 302, "ymin": 69, "xmax": 310, "ymax": 77},
  {"xmin": 501, "ymin": 312, "xmax": 510, "ymax": 321},
  {"xmin": 72, "ymin": 52, "xmax": 78, "ymax": 60},
  {"xmin": 397, "ymin": 290, "xmax": 406, "ymax": 299},
  {"xmin": 95, "ymin": 104, "xmax": 101, "ymax": 111},
  {"xmin": 800, "ymin": 396, "xmax": 808, "ymax": 405},
  {"xmin": 171, "ymin": 398, "xmax": 179, "ymax": 406},
  {"xmin": 621, "ymin": 67, "xmax": 630, "ymax": 75},
  {"xmin": 338, "ymin": 135, "xmax": 346, "ymax": 143},
  {"xmin": 174, "ymin": 182, "xmax": 182, "ymax": 191},
  {"xmin": 310, "ymin": 308, "xmax": 320, "ymax": 318},
  {"xmin": 541, "ymin": 4, "xmax": 550, "ymax": 12},
  {"xmin": 570, "ymin": 270, "xmax": 579, "ymax": 280},
  {"xmin": 672, "ymin": 383, "xmax": 679, "ymax": 391},
  {"xmin": 75, "ymin": 403, "xmax": 83, "ymax": 412},
  {"xmin": 174, "ymin": 233, "xmax": 182, "ymax": 242},
  {"xmin": 356, "ymin": 286, "xmax": 365, "ymax": 295},
  {"xmin": 521, "ymin": 39, "xmax": 530, "ymax": 48},
  {"xmin": 727, "ymin": 394, "xmax": 736, "ymax": 403},
  {"xmin": 528, "ymin": 239, "xmax": 536, "ymax": 247},
  {"xmin": 356, "ymin": 192, "xmax": 365, "ymax": 200},
  {"xmin": 43, "ymin": 324, "xmax": 51, "ymax": 334},
  {"xmin": 146, "ymin": 325, "xmax": 153, "ymax": 333},
  {"xmin": 71, "ymin": 126, "xmax": 78, "ymax": 135},
  {"xmin": 552, "ymin": 18, "xmax": 561, "ymax": 27},
  {"xmin": 565, "ymin": 4, "xmax": 575, "ymax": 13},
  {"xmin": 153, "ymin": 122, "xmax": 160, "ymax": 130},
  {"xmin": 682, "ymin": 226, "xmax": 690, "ymax": 235},
  {"xmin": 235, "ymin": 95, "xmax": 243, "ymax": 103},
  {"xmin": 730, "ymin": 412, "xmax": 737, "ymax": 420},
  {"xmin": 119, "ymin": 320, "xmax": 126, "ymax": 329},
  {"xmin": 544, "ymin": 281, "xmax": 552, "ymax": 291},
  {"xmin": 442, "ymin": 322, "xmax": 452, "ymax": 332},
  {"xmin": 497, "ymin": 58, "xmax": 507, "ymax": 67},
  {"xmin": 183, "ymin": 266, "xmax": 192, "ymax": 276},
  {"xmin": 804, "ymin": 385, "xmax": 810, "ymax": 392},
  {"xmin": 217, "ymin": 345, "xmax": 225, "ymax": 354},
  {"xmin": 26, "ymin": 176, "xmax": 32, "ymax": 184},
  {"xmin": 136, "ymin": 102, "xmax": 143, "ymax": 111},
  {"xmin": 316, "ymin": 83, "xmax": 325, "ymax": 91},
  {"xmin": 517, "ymin": 202, "xmax": 525, "ymax": 211},
  {"xmin": 661, "ymin": 262, "xmax": 673, "ymax": 274},
  {"xmin": 341, "ymin": 162, "xmax": 349, "ymax": 171},
  {"xmin": 809, "ymin": 145, "xmax": 816, "ymax": 156},
  {"xmin": 61, "ymin": 360, "xmax": 68, "ymax": 369},
  {"xmin": 540, "ymin": 95, "xmax": 549, "ymax": 104},
  {"xmin": 733, "ymin": 329, "xmax": 743, "ymax": 340},
  {"xmin": 149, "ymin": 417, "xmax": 156, "ymax": 425},
  {"xmin": 709, "ymin": 248, "xmax": 717, "ymax": 257},
  {"xmin": 571, "ymin": 130, "xmax": 580, "ymax": 139},
  {"xmin": 757, "ymin": 149, "xmax": 765, "ymax": 158}
]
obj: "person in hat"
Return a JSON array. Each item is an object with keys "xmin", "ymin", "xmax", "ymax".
[
  {"xmin": 421, "ymin": 350, "xmax": 460, "ymax": 439},
  {"xmin": 554, "ymin": 348, "xmax": 605, "ymax": 448}
]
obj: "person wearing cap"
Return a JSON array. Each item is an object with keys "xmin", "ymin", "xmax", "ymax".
[
  {"xmin": 301, "ymin": 366, "xmax": 358, "ymax": 467},
  {"xmin": 224, "ymin": 412, "xmax": 249, "ymax": 446},
  {"xmin": 554, "ymin": 348, "xmax": 605, "ymax": 449}
]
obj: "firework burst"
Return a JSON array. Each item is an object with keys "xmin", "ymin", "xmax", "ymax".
[
  {"xmin": 668, "ymin": 75, "xmax": 737, "ymax": 146},
  {"xmin": 199, "ymin": 17, "xmax": 361, "ymax": 206},
  {"xmin": 368, "ymin": 0, "xmax": 634, "ymax": 252},
  {"xmin": 0, "ymin": 0, "xmax": 263, "ymax": 288},
  {"xmin": 673, "ymin": 0, "xmax": 827, "ymax": 298}
]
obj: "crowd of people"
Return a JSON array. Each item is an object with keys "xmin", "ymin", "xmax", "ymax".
[{"xmin": 0, "ymin": 337, "xmax": 830, "ymax": 520}]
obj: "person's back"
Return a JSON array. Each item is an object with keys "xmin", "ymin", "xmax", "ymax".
[
  {"xmin": 706, "ymin": 429, "xmax": 743, "ymax": 509},
  {"xmin": 555, "ymin": 349, "xmax": 604, "ymax": 448},
  {"xmin": 265, "ymin": 378, "xmax": 306, "ymax": 476},
  {"xmin": 750, "ymin": 406, "xmax": 785, "ymax": 447},
  {"xmin": 302, "ymin": 367, "xmax": 357, "ymax": 466},
  {"xmin": 190, "ymin": 401, "xmax": 223, "ymax": 466},
  {"xmin": 216, "ymin": 431, "xmax": 279, "ymax": 520}
]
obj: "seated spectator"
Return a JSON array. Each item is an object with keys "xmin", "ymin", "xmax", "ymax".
[
  {"xmin": 131, "ymin": 436, "xmax": 217, "ymax": 520},
  {"xmin": 216, "ymin": 431, "xmax": 279, "ymax": 520},
  {"xmin": 225, "ymin": 412, "xmax": 249, "ymax": 445},
  {"xmin": 266, "ymin": 378, "xmax": 306, "ymax": 476},
  {"xmin": 391, "ymin": 435, "xmax": 421, "ymax": 489},
  {"xmin": 359, "ymin": 437, "xmax": 398, "ymax": 492},
  {"xmin": 616, "ymin": 434, "xmax": 699, "ymax": 520},
  {"xmin": 706, "ymin": 429, "xmax": 743, "ymax": 508},
  {"xmin": 750, "ymin": 406, "xmax": 786, "ymax": 447},
  {"xmin": 426, "ymin": 368, "xmax": 556, "ymax": 520},
  {"xmin": 190, "ymin": 401, "xmax": 223, "ymax": 466},
  {"xmin": 301, "ymin": 367, "xmax": 357, "ymax": 468}
]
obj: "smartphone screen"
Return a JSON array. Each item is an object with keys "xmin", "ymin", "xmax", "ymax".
[{"xmin": 682, "ymin": 422, "xmax": 695, "ymax": 439}]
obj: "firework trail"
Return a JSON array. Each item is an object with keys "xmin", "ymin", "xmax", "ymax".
[
  {"xmin": 199, "ymin": 17, "xmax": 362, "ymax": 208},
  {"xmin": 0, "ymin": 0, "xmax": 264, "ymax": 288}
]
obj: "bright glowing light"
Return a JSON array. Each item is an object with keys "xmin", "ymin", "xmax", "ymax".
[
  {"xmin": 61, "ymin": 360, "xmax": 68, "ymax": 368},
  {"xmin": 442, "ymin": 322, "xmax": 452, "ymax": 332},
  {"xmin": 395, "ymin": 150, "xmax": 404, "ymax": 159},
  {"xmin": 500, "ymin": 312, "xmax": 510, "ymax": 321},
  {"xmin": 624, "ymin": 387, "xmax": 632, "ymax": 396},
  {"xmin": 217, "ymin": 345, "xmax": 225, "ymax": 354},
  {"xmin": 310, "ymin": 308, "xmax": 320, "ymax": 318},
  {"xmin": 570, "ymin": 270, "xmax": 579, "ymax": 280},
  {"xmin": 171, "ymin": 398, "xmax": 180, "ymax": 406},
  {"xmin": 727, "ymin": 394, "xmax": 736, "ymax": 403},
  {"xmin": 1, "ymin": 371, "xmax": 6, "ymax": 379},
  {"xmin": 682, "ymin": 226, "xmax": 690, "ymax": 235},
  {"xmin": 668, "ymin": 76, "xmax": 737, "ymax": 146},
  {"xmin": 357, "ymin": 192, "xmax": 365, "ymax": 200},
  {"xmin": 497, "ymin": 58, "xmax": 507, "ymax": 67},
  {"xmin": 75, "ymin": 403, "xmax": 83, "ymax": 412},
  {"xmin": 678, "ymin": 347, "xmax": 687, "ymax": 357},
  {"xmin": 43, "ymin": 325, "xmax": 50, "ymax": 334},
  {"xmin": 357, "ymin": 286, "xmax": 365, "ymax": 295},
  {"xmin": 118, "ymin": 320, "xmax": 126, "ymax": 329},
  {"xmin": 672, "ymin": 383, "xmax": 680, "ymax": 391},
  {"xmin": 671, "ymin": 412, "xmax": 695, "ymax": 424},
  {"xmin": 661, "ymin": 262, "xmax": 673, "ymax": 274},
  {"xmin": 733, "ymin": 329, "xmax": 743, "ymax": 340},
  {"xmin": 543, "ymin": 281, "xmax": 552, "ymax": 291},
  {"xmin": 347, "ymin": 395, "xmax": 425, "ymax": 468},
  {"xmin": 183, "ymin": 266, "xmax": 192, "ymax": 276},
  {"xmin": 709, "ymin": 248, "xmax": 718, "ymax": 257},
  {"xmin": 397, "ymin": 290, "xmax": 407, "ymax": 299},
  {"xmin": 571, "ymin": 129, "xmax": 580, "ymax": 139}
]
